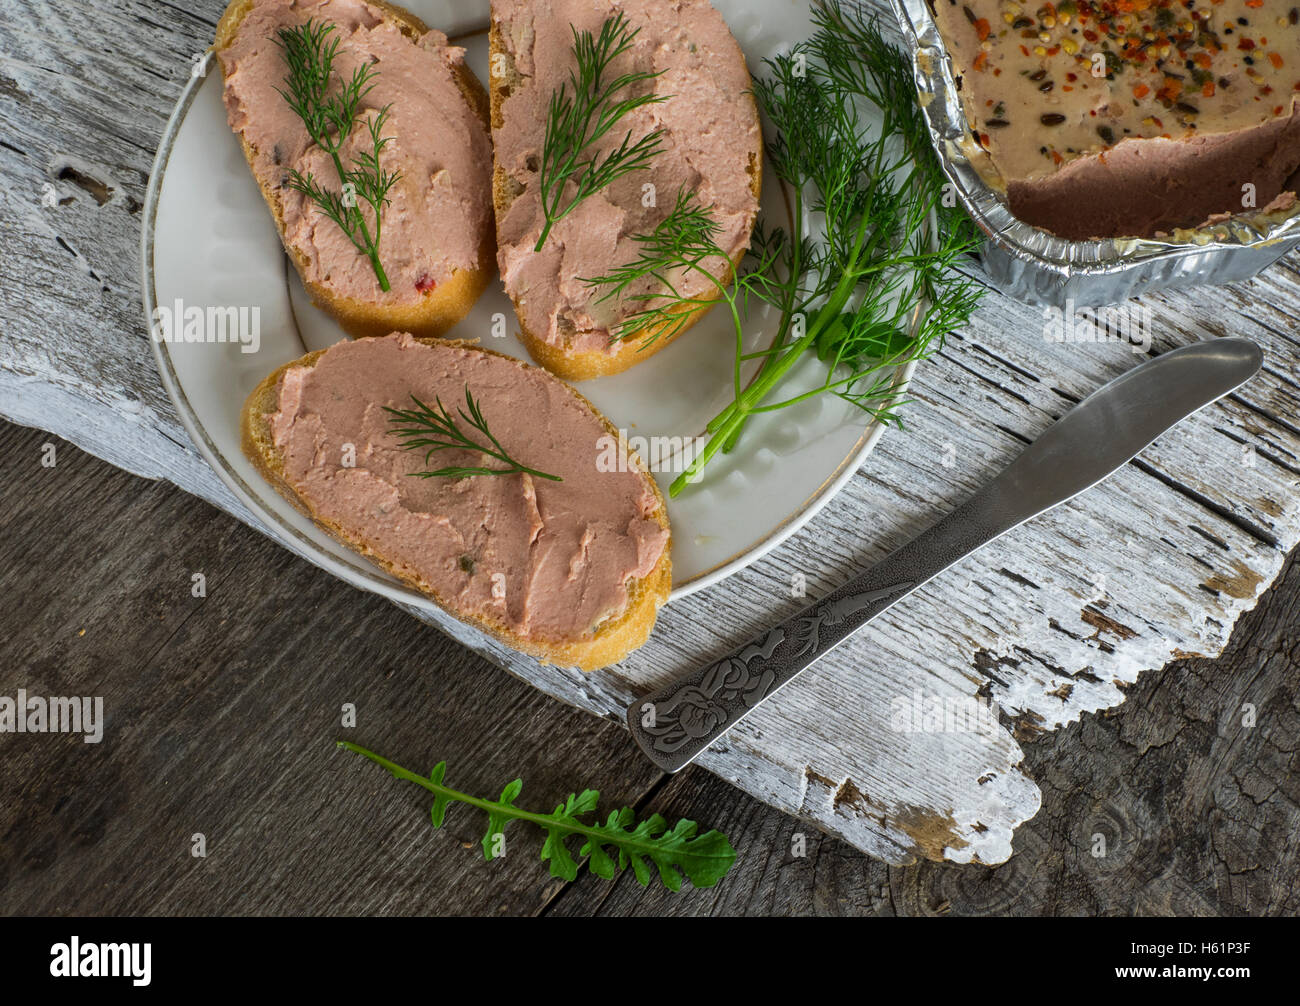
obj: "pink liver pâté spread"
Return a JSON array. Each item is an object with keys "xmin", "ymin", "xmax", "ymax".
[
  {"xmin": 492, "ymin": 0, "xmax": 761, "ymax": 352},
  {"xmin": 220, "ymin": 0, "xmax": 493, "ymax": 303},
  {"xmin": 267, "ymin": 334, "xmax": 668, "ymax": 640},
  {"xmin": 932, "ymin": 0, "xmax": 1300, "ymax": 238}
]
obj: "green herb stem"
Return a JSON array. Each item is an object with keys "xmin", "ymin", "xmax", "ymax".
[{"xmin": 338, "ymin": 742, "xmax": 737, "ymax": 891}]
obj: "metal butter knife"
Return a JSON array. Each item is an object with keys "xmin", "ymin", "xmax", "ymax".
[{"xmin": 627, "ymin": 338, "xmax": 1263, "ymax": 772}]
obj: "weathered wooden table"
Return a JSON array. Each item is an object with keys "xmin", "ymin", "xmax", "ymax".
[
  {"xmin": 3, "ymin": 0, "xmax": 1299, "ymax": 909},
  {"xmin": 3, "ymin": 422, "xmax": 1298, "ymax": 914}
]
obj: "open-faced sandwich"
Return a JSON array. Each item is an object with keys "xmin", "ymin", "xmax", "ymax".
[
  {"xmin": 215, "ymin": 0, "xmax": 495, "ymax": 338},
  {"xmin": 489, "ymin": 0, "xmax": 763, "ymax": 379},
  {"xmin": 242, "ymin": 333, "xmax": 672, "ymax": 669}
]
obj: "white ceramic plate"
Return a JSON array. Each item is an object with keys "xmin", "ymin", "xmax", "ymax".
[{"xmin": 143, "ymin": 0, "xmax": 915, "ymax": 606}]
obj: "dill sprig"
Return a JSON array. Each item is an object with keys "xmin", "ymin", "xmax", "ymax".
[
  {"xmin": 276, "ymin": 20, "xmax": 401, "ymax": 291},
  {"xmin": 338, "ymin": 742, "xmax": 737, "ymax": 891},
  {"xmin": 383, "ymin": 387, "xmax": 562, "ymax": 482},
  {"xmin": 582, "ymin": 188, "xmax": 787, "ymax": 408},
  {"xmin": 534, "ymin": 12, "xmax": 669, "ymax": 252},
  {"xmin": 586, "ymin": 0, "xmax": 983, "ymax": 497}
]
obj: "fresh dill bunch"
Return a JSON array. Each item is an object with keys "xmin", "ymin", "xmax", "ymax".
[
  {"xmin": 535, "ymin": 12, "xmax": 669, "ymax": 252},
  {"xmin": 275, "ymin": 20, "xmax": 401, "ymax": 291},
  {"xmin": 383, "ymin": 388, "xmax": 562, "ymax": 482},
  {"xmin": 805, "ymin": 0, "xmax": 983, "ymax": 250},
  {"xmin": 338, "ymin": 742, "xmax": 737, "ymax": 890},
  {"xmin": 585, "ymin": 0, "xmax": 984, "ymax": 496}
]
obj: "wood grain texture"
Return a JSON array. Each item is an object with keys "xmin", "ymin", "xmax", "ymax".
[
  {"xmin": 554, "ymin": 533, "xmax": 1300, "ymax": 917},
  {"xmin": 3, "ymin": 0, "xmax": 1298, "ymax": 866},
  {"xmin": 0, "ymin": 423, "xmax": 662, "ymax": 915},
  {"xmin": 3, "ymin": 424, "xmax": 1295, "ymax": 915}
]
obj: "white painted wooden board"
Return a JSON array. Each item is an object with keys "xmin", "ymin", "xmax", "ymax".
[{"xmin": 2, "ymin": 0, "xmax": 1297, "ymax": 864}]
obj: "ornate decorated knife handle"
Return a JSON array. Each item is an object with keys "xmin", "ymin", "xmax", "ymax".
[{"xmin": 626, "ymin": 491, "xmax": 1016, "ymax": 773}]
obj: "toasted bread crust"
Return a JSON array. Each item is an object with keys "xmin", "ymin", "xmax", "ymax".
[
  {"xmin": 488, "ymin": 12, "xmax": 763, "ymax": 381},
  {"xmin": 215, "ymin": 0, "xmax": 495, "ymax": 341},
  {"xmin": 241, "ymin": 337, "xmax": 672, "ymax": 670}
]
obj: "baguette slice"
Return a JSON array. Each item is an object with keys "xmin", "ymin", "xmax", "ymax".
[
  {"xmin": 489, "ymin": 0, "xmax": 763, "ymax": 380},
  {"xmin": 242, "ymin": 333, "xmax": 672, "ymax": 670},
  {"xmin": 215, "ymin": 0, "xmax": 495, "ymax": 340}
]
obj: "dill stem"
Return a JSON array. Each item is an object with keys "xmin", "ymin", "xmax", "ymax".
[
  {"xmin": 533, "ymin": 219, "xmax": 555, "ymax": 253},
  {"xmin": 704, "ymin": 237, "xmax": 861, "ymax": 442},
  {"xmin": 671, "ymin": 408, "xmax": 747, "ymax": 496},
  {"xmin": 674, "ymin": 319, "xmax": 819, "ymax": 495},
  {"xmin": 323, "ymin": 133, "xmax": 391, "ymax": 293},
  {"xmin": 671, "ymin": 256, "xmax": 745, "ymax": 381},
  {"xmin": 722, "ymin": 187, "xmax": 806, "ymax": 449},
  {"xmin": 692, "ymin": 204, "xmax": 877, "ymax": 472},
  {"xmin": 368, "ymin": 192, "xmax": 390, "ymax": 292},
  {"xmin": 698, "ymin": 188, "xmax": 807, "ymax": 444},
  {"xmin": 674, "ymin": 253, "xmax": 847, "ymax": 486},
  {"xmin": 752, "ymin": 362, "xmax": 897, "ymax": 413}
]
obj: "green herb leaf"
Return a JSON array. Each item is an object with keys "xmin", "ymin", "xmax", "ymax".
[
  {"xmin": 483, "ymin": 778, "xmax": 522, "ymax": 860},
  {"xmin": 338, "ymin": 742, "xmax": 737, "ymax": 891},
  {"xmin": 428, "ymin": 762, "xmax": 452, "ymax": 826},
  {"xmin": 276, "ymin": 19, "xmax": 401, "ymax": 291},
  {"xmin": 535, "ymin": 12, "xmax": 669, "ymax": 251},
  {"xmin": 383, "ymin": 386, "xmax": 563, "ymax": 482},
  {"xmin": 581, "ymin": 188, "xmax": 744, "ymax": 352}
]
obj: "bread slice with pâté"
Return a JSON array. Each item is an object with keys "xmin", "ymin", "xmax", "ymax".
[
  {"xmin": 241, "ymin": 332, "xmax": 672, "ymax": 670},
  {"xmin": 489, "ymin": 0, "xmax": 763, "ymax": 380},
  {"xmin": 215, "ymin": 0, "xmax": 495, "ymax": 339}
]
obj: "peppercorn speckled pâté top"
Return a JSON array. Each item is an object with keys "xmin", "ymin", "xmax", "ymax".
[{"xmin": 932, "ymin": 0, "xmax": 1300, "ymax": 234}]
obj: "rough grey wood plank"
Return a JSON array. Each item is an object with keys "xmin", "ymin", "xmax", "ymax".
[
  {"xmin": 6, "ymin": 423, "xmax": 1294, "ymax": 915},
  {"xmin": 4, "ymin": 0, "xmax": 1299, "ymax": 866},
  {"xmin": 549, "ymin": 545, "xmax": 1300, "ymax": 917}
]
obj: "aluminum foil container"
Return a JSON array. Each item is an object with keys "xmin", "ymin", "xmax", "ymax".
[{"xmin": 889, "ymin": 0, "xmax": 1300, "ymax": 307}]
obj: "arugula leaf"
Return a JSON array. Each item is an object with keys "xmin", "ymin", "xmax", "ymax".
[{"xmin": 338, "ymin": 742, "xmax": 737, "ymax": 891}]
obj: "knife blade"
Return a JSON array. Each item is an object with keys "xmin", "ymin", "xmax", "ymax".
[{"xmin": 627, "ymin": 337, "xmax": 1264, "ymax": 773}]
